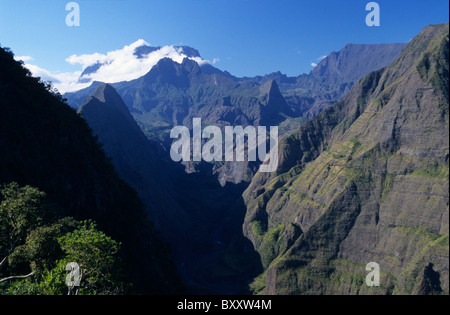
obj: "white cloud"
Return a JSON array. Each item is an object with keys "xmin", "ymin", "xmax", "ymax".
[
  {"xmin": 14, "ymin": 55, "xmax": 34, "ymax": 62},
  {"xmin": 22, "ymin": 63, "xmax": 90, "ymax": 93},
  {"xmin": 311, "ymin": 55, "xmax": 327, "ymax": 68},
  {"xmin": 21, "ymin": 39, "xmax": 212, "ymax": 94}
]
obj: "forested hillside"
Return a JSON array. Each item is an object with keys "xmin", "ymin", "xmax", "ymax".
[{"xmin": 0, "ymin": 46, "xmax": 183, "ymax": 294}]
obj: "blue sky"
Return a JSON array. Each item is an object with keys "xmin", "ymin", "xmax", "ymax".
[{"xmin": 0, "ymin": 0, "xmax": 448, "ymax": 92}]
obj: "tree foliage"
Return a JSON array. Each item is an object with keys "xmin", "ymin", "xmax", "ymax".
[
  {"xmin": 58, "ymin": 221, "xmax": 129, "ymax": 294},
  {"xmin": 0, "ymin": 183, "xmax": 130, "ymax": 295},
  {"xmin": 0, "ymin": 183, "xmax": 51, "ymax": 252}
]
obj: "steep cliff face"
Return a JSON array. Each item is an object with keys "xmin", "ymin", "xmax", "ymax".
[{"xmin": 243, "ymin": 23, "xmax": 449, "ymax": 295}]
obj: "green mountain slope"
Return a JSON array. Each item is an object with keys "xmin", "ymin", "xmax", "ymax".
[{"xmin": 243, "ymin": 23, "xmax": 449, "ymax": 295}]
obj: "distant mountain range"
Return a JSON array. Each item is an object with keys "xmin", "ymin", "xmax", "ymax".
[
  {"xmin": 77, "ymin": 44, "xmax": 204, "ymax": 83},
  {"xmin": 66, "ymin": 42, "xmax": 406, "ymax": 126},
  {"xmin": 65, "ymin": 41, "xmax": 406, "ymax": 185},
  {"xmin": 254, "ymin": 43, "xmax": 407, "ymax": 118}
]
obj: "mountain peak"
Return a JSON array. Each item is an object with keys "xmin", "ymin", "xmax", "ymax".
[
  {"xmin": 90, "ymin": 83, "xmax": 118, "ymax": 102},
  {"xmin": 133, "ymin": 44, "xmax": 201, "ymax": 59},
  {"xmin": 78, "ymin": 83, "xmax": 129, "ymax": 117},
  {"xmin": 260, "ymin": 79, "xmax": 289, "ymax": 107},
  {"xmin": 259, "ymin": 78, "xmax": 293, "ymax": 124},
  {"xmin": 76, "ymin": 42, "xmax": 206, "ymax": 88},
  {"xmin": 141, "ymin": 56, "xmax": 203, "ymax": 87},
  {"xmin": 259, "ymin": 78, "xmax": 279, "ymax": 96},
  {"xmin": 310, "ymin": 42, "xmax": 407, "ymax": 82},
  {"xmin": 174, "ymin": 46, "xmax": 202, "ymax": 58}
]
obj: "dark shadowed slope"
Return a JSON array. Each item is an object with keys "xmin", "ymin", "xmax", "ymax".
[
  {"xmin": 0, "ymin": 47, "xmax": 183, "ymax": 294},
  {"xmin": 78, "ymin": 83, "xmax": 192, "ymax": 254}
]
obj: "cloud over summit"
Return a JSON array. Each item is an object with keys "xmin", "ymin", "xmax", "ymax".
[{"xmin": 22, "ymin": 40, "xmax": 213, "ymax": 93}]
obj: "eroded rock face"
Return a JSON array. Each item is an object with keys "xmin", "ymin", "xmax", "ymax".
[{"xmin": 243, "ymin": 23, "xmax": 449, "ymax": 295}]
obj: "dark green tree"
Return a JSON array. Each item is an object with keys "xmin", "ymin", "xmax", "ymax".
[
  {"xmin": 8, "ymin": 221, "xmax": 130, "ymax": 295},
  {"xmin": 1, "ymin": 183, "xmax": 129, "ymax": 295},
  {"xmin": 57, "ymin": 221, "xmax": 130, "ymax": 295},
  {"xmin": 0, "ymin": 182, "xmax": 53, "ymax": 283}
]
